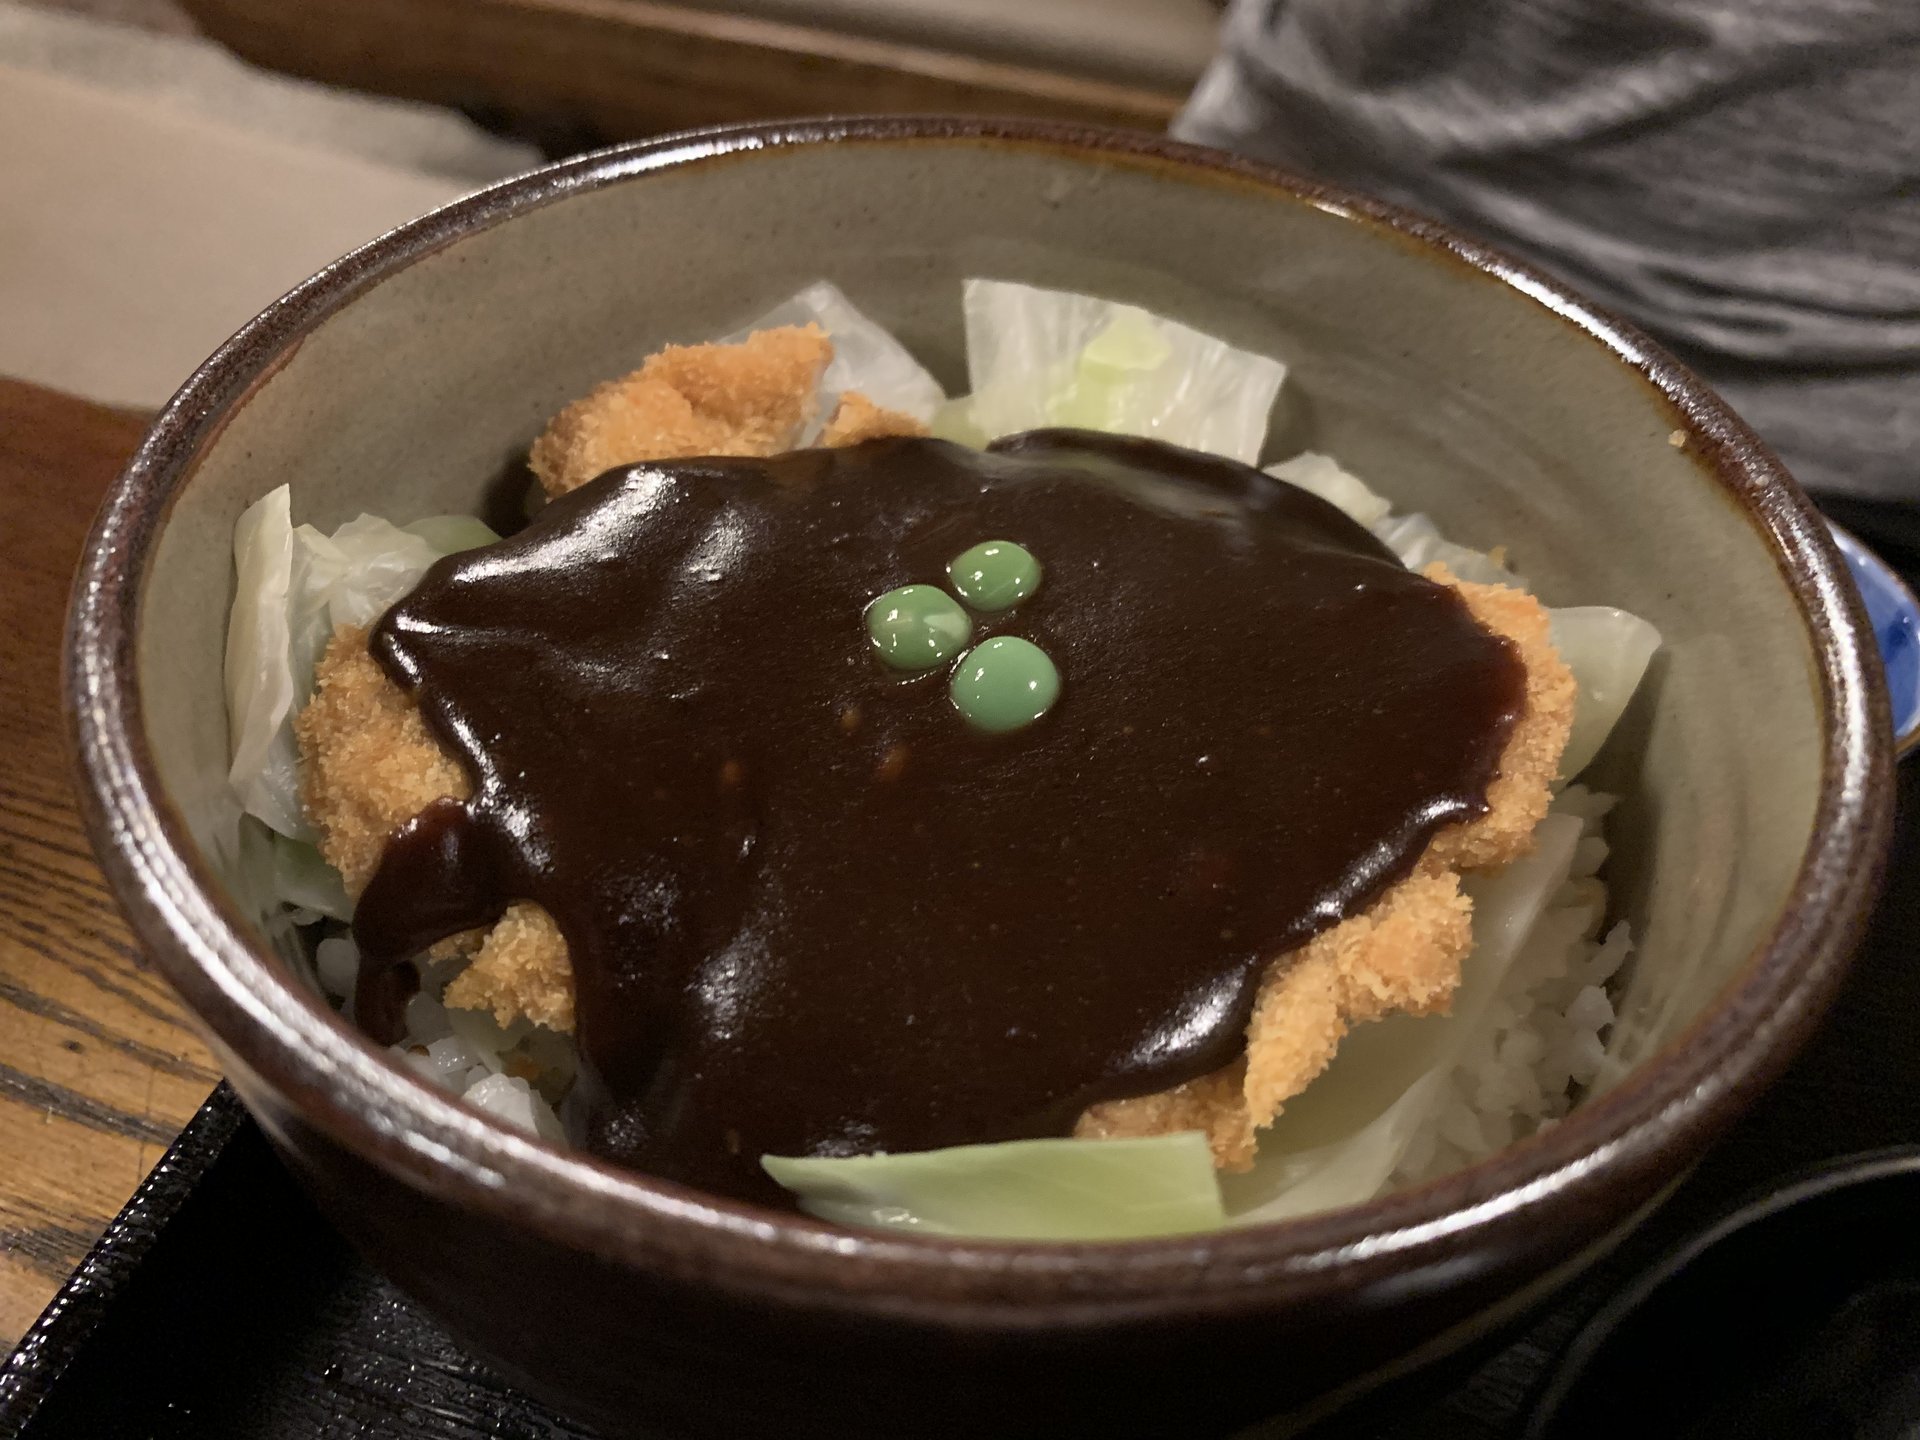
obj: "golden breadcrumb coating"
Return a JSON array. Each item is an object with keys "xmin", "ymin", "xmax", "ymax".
[
  {"xmin": 300, "ymin": 629, "xmax": 577, "ymax": 1027},
  {"xmin": 528, "ymin": 326, "xmax": 833, "ymax": 497},
  {"xmin": 817, "ymin": 392, "xmax": 928, "ymax": 445},
  {"xmin": 445, "ymin": 902, "xmax": 574, "ymax": 1032},
  {"xmin": 1425, "ymin": 566, "xmax": 1577, "ymax": 870},
  {"xmin": 295, "ymin": 627, "xmax": 469, "ymax": 894},
  {"xmin": 1076, "ymin": 574, "xmax": 1575, "ymax": 1168}
]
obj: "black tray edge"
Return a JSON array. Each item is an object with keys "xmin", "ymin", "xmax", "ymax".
[{"xmin": 0, "ymin": 1083, "xmax": 242, "ymax": 1436}]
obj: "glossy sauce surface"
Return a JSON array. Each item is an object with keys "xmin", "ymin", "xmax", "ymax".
[{"xmin": 354, "ymin": 431, "xmax": 1524, "ymax": 1204}]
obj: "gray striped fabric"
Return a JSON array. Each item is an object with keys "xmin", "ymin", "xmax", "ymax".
[{"xmin": 1176, "ymin": 0, "xmax": 1920, "ymax": 499}]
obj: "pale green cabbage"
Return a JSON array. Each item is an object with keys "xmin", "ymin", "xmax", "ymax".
[
  {"xmin": 733, "ymin": 279, "xmax": 946, "ymax": 432},
  {"xmin": 1372, "ymin": 510, "xmax": 1526, "ymax": 589},
  {"xmin": 272, "ymin": 834, "xmax": 353, "ymax": 921},
  {"xmin": 225, "ymin": 486, "xmax": 302, "ymax": 837},
  {"xmin": 763, "ymin": 1132, "xmax": 1224, "ymax": 1240},
  {"xmin": 1265, "ymin": 452, "xmax": 1393, "ymax": 529},
  {"xmin": 954, "ymin": 279, "xmax": 1286, "ymax": 463},
  {"xmin": 1551, "ymin": 607, "xmax": 1663, "ymax": 779},
  {"xmin": 929, "ymin": 396, "xmax": 991, "ymax": 448},
  {"xmin": 400, "ymin": 514, "xmax": 504, "ymax": 556},
  {"xmin": 1266, "ymin": 451, "xmax": 1520, "ymax": 586}
]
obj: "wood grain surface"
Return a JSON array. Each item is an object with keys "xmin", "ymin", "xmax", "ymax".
[
  {"xmin": 0, "ymin": 378, "xmax": 217, "ymax": 1351},
  {"xmin": 179, "ymin": 0, "xmax": 1186, "ymax": 150}
]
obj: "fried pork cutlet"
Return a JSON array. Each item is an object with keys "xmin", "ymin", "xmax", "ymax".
[
  {"xmin": 297, "ymin": 329, "xmax": 1574, "ymax": 1170},
  {"xmin": 527, "ymin": 325, "xmax": 924, "ymax": 497}
]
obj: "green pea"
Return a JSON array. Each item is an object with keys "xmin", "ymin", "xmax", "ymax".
[
  {"xmin": 947, "ymin": 540, "xmax": 1041, "ymax": 612},
  {"xmin": 950, "ymin": 636, "xmax": 1060, "ymax": 733},
  {"xmin": 865, "ymin": 584, "xmax": 971, "ymax": 671}
]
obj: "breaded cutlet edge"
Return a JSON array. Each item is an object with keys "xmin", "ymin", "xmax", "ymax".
[{"xmin": 1078, "ymin": 567, "xmax": 1574, "ymax": 1168}]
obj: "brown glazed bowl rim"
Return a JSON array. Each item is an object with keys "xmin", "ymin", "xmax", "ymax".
[{"xmin": 68, "ymin": 116, "xmax": 1893, "ymax": 1326}]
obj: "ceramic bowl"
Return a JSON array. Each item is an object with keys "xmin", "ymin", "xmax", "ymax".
[
  {"xmin": 68, "ymin": 119, "xmax": 1893, "ymax": 1439},
  {"xmin": 1830, "ymin": 525, "xmax": 1920, "ymax": 755}
]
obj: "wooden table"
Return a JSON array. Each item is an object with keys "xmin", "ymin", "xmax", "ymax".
[
  {"xmin": 0, "ymin": 379, "xmax": 217, "ymax": 1351},
  {"xmin": 180, "ymin": 0, "xmax": 1193, "ymax": 148}
]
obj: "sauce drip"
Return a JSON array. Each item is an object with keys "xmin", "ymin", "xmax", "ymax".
[{"xmin": 353, "ymin": 431, "xmax": 1525, "ymax": 1205}]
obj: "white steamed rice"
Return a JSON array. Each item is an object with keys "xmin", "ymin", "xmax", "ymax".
[{"xmin": 1392, "ymin": 785, "xmax": 1631, "ymax": 1189}]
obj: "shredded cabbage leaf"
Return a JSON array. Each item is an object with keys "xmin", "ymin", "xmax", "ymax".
[
  {"xmin": 1265, "ymin": 452, "xmax": 1392, "ymax": 529},
  {"xmin": 1266, "ymin": 451, "xmax": 1522, "ymax": 586},
  {"xmin": 762, "ymin": 1132, "xmax": 1225, "ymax": 1240},
  {"xmin": 733, "ymin": 280, "xmax": 946, "ymax": 433},
  {"xmin": 225, "ymin": 485, "xmax": 499, "ymax": 853},
  {"xmin": 1551, "ymin": 607, "xmax": 1663, "ymax": 779},
  {"xmin": 226, "ymin": 814, "xmax": 313, "ymax": 975},
  {"xmin": 929, "ymin": 396, "xmax": 991, "ymax": 448},
  {"xmin": 1372, "ymin": 510, "xmax": 1525, "ymax": 589},
  {"xmin": 225, "ymin": 487, "xmax": 301, "ymax": 837},
  {"xmin": 955, "ymin": 279, "xmax": 1286, "ymax": 464},
  {"xmin": 272, "ymin": 834, "xmax": 353, "ymax": 921},
  {"xmin": 401, "ymin": 514, "xmax": 503, "ymax": 556}
]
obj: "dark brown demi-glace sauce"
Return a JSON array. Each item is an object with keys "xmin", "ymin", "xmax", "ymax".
[{"xmin": 353, "ymin": 431, "xmax": 1524, "ymax": 1205}]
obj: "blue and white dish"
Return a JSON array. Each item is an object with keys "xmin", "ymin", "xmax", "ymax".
[{"xmin": 1829, "ymin": 523, "xmax": 1920, "ymax": 757}]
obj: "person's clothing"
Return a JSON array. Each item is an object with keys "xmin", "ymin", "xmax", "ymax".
[{"xmin": 1177, "ymin": 0, "xmax": 1920, "ymax": 500}]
